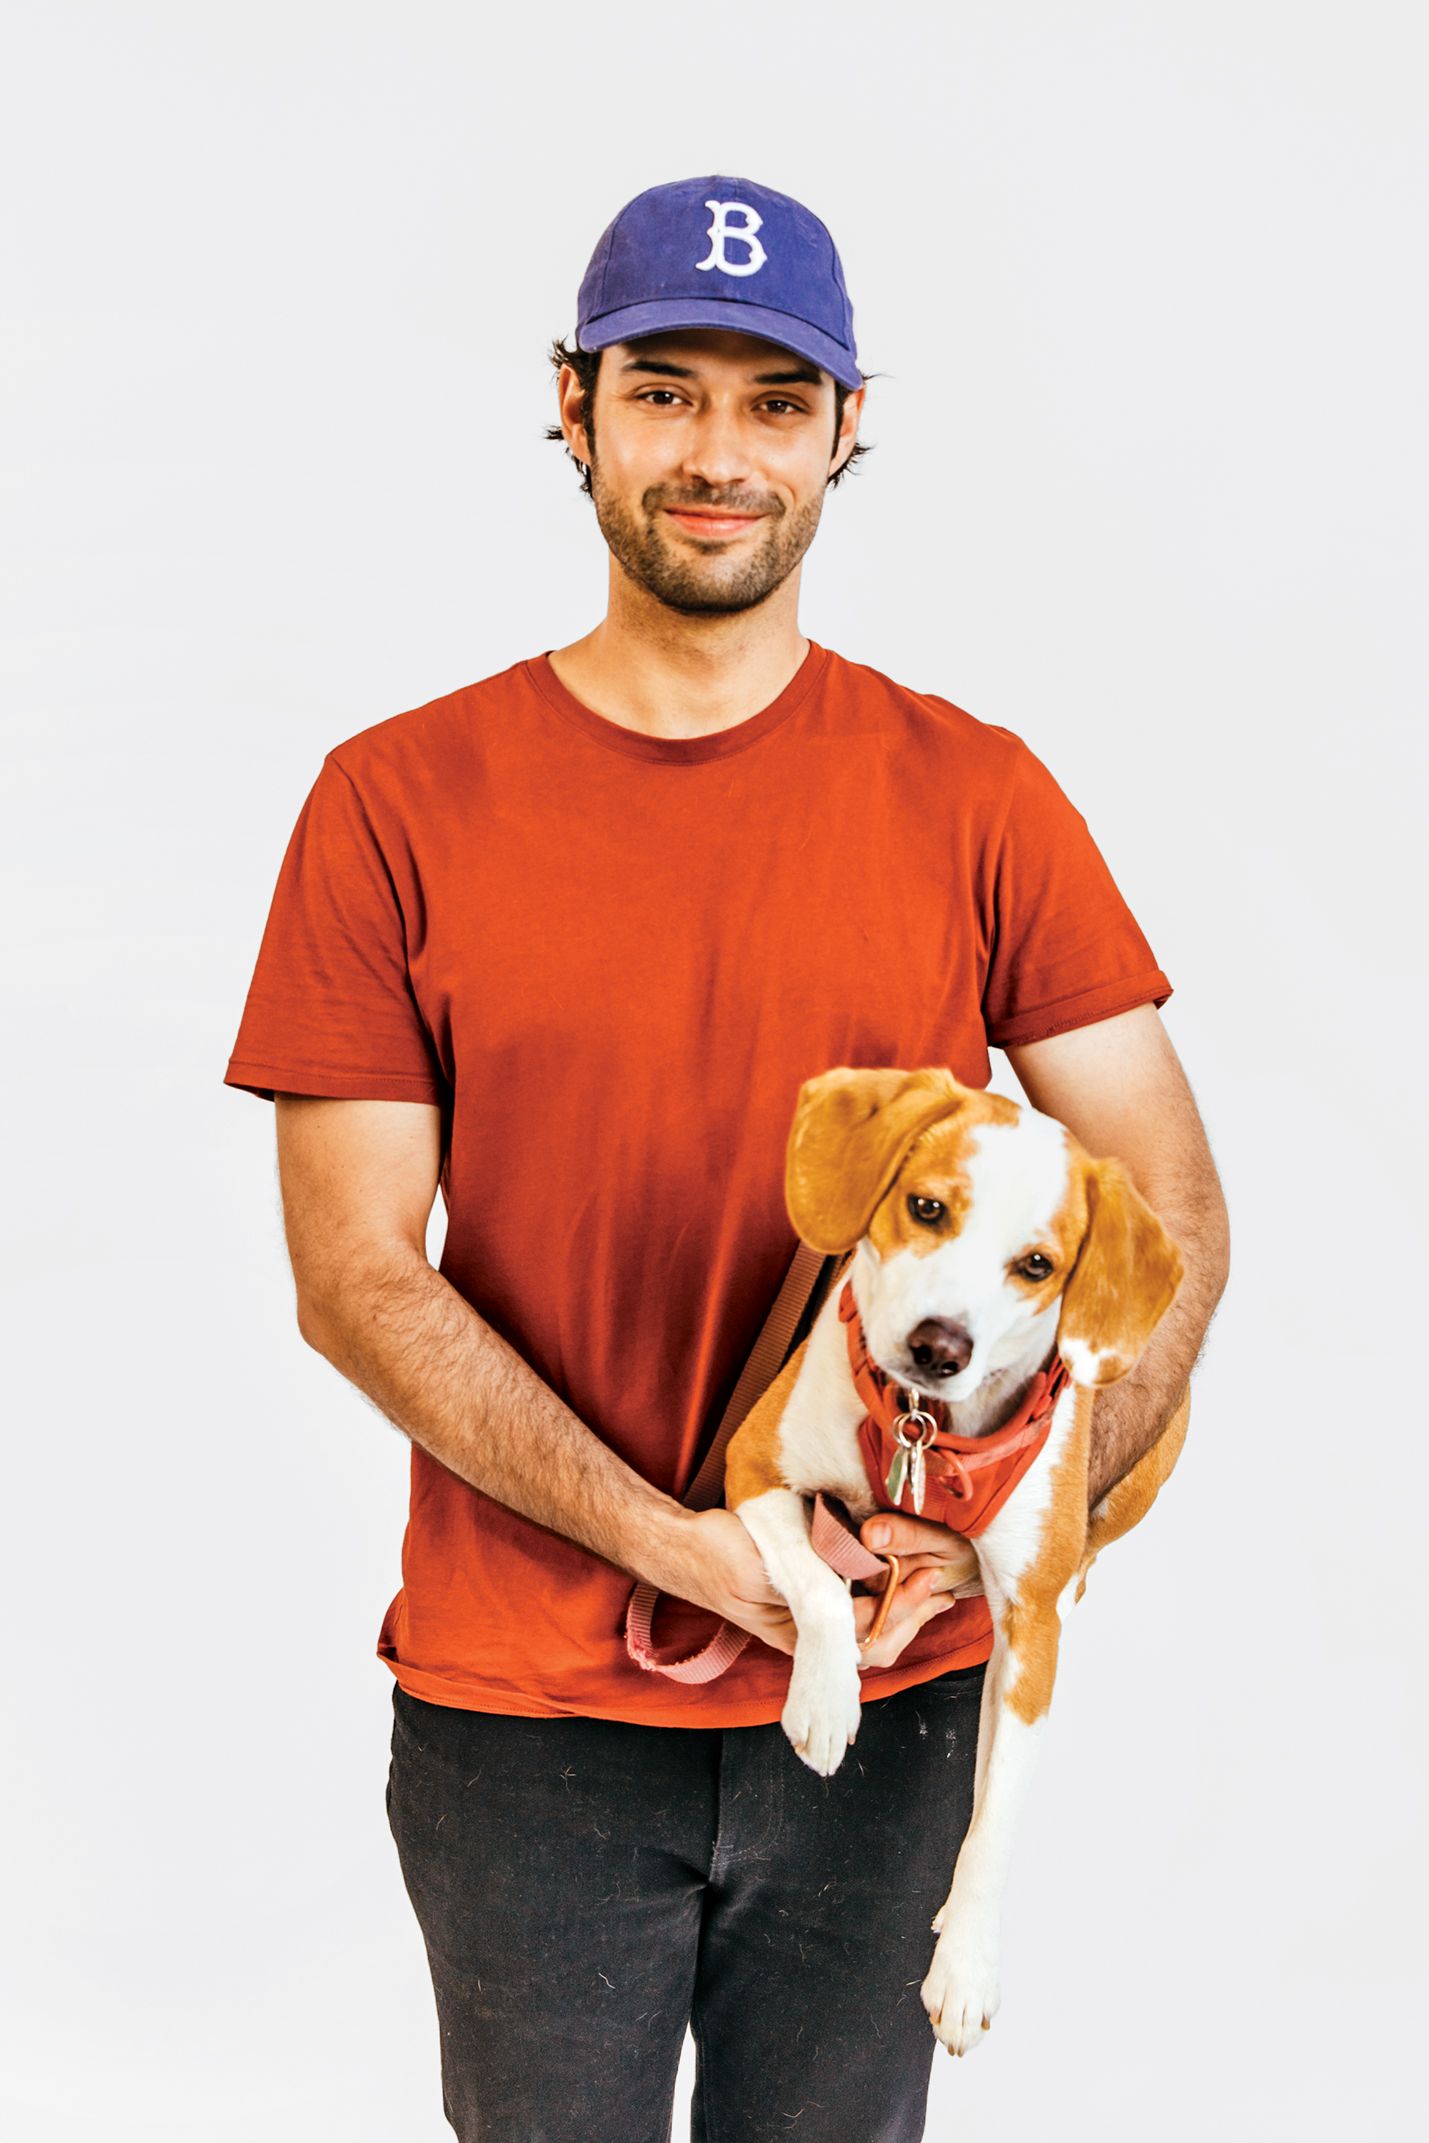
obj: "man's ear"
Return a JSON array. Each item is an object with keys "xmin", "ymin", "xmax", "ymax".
[
  {"xmin": 1056, "ymin": 1155, "xmax": 1185, "ymax": 1387},
  {"xmin": 784, "ymin": 1066, "xmax": 971, "ymax": 1254}
]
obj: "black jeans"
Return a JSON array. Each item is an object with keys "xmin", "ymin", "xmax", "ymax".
[{"xmin": 386, "ymin": 1662, "xmax": 986, "ymax": 2143}]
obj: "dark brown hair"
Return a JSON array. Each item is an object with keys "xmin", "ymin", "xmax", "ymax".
[{"xmin": 542, "ymin": 336, "xmax": 876, "ymax": 498}]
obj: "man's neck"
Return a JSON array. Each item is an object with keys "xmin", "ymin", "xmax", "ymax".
[{"xmin": 546, "ymin": 583, "xmax": 810, "ymax": 743}]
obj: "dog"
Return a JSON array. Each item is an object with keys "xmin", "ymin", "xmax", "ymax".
[{"xmin": 725, "ymin": 1065, "xmax": 1190, "ymax": 2057}]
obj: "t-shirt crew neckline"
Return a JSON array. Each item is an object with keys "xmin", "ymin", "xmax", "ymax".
[{"xmin": 525, "ymin": 638, "xmax": 831, "ymax": 764}]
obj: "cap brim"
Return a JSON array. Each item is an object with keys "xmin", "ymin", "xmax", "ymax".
[{"xmin": 578, "ymin": 296, "xmax": 862, "ymax": 391}]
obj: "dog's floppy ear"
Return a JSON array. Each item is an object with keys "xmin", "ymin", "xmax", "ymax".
[
  {"xmin": 785, "ymin": 1066, "xmax": 970, "ymax": 1254},
  {"xmin": 1057, "ymin": 1155, "xmax": 1185, "ymax": 1387}
]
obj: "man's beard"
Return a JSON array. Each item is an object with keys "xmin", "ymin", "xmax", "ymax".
[{"xmin": 589, "ymin": 463, "xmax": 826, "ymax": 616}]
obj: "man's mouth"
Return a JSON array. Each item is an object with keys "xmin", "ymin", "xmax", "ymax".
[{"xmin": 663, "ymin": 508, "xmax": 762, "ymax": 538}]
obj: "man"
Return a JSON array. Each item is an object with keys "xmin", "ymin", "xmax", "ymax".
[{"xmin": 225, "ymin": 175, "xmax": 1229, "ymax": 2141}]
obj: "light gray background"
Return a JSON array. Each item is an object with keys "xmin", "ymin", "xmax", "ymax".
[{"xmin": 5, "ymin": 2, "xmax": 1425, "ymax": 2135}]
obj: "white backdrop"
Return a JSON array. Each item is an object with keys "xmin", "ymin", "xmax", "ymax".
[{"xmin": 4, "ymin": 2, "xmax": 1425, "ymax": 2135}]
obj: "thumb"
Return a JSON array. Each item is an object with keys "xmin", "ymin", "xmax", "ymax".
[{"xmin": 861, "ymin": 1512, "xmax": 958, "ymax": 1554}]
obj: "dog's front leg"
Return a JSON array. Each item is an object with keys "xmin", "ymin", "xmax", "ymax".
[
  {"xmin": 737, "ymin": 1488, "xmax": 863, "ymax": 1777},
  {"xmin": 921, "ymin": 1581, "xmax": 1064, "ymax": 2055}
]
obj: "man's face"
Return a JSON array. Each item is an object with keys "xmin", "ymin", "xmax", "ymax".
[{"xmin": 563, "ymin": 328, "xmax": 862, "ymax": 616}]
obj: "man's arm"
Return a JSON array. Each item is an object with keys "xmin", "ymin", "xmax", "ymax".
[
  {"xmin": 274, "ymin": 1093, "xmax": 718, "ymax": 1595},
  {"xmin": 1004, "ymin": 1004, "xmax": 1231, "ymax": 1508},
  {"xmin": 272, "ymin": 1095, "xmax": 954, "ymax": 1666}
]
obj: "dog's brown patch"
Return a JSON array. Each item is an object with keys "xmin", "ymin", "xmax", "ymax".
[
  {"xmin": 1082, "ymin": 1384, "xmax": 1192, "ymax": 1570},
  {"xmin": 724, "ymin": 1338, "xmax": 810, "ymax": 1505},
  {"xmin": 1000, "ymin": 1384, "xmax": 1094, "ymax": 1724},
  {"xmin": 863, "ymin": 1091, "xmax": 1022, "ymax": 1262},
  {"xmin": 786, "ymin": 1067, "xmax": 1018, "ymax": 1255},
  {"xmin": 1056, "ymin": 1155, "xmax": 1185, "ymax": 1383}
]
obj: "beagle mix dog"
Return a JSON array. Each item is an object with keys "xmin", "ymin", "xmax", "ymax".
[{"xmin": 726, "ymin": 1065, "xmax": 1190, "ymax": 2058}]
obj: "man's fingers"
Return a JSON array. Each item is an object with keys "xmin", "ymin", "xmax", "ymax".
[
  {"xmin": 853, "ymin": 1564, "xmax": 936, "ymax": 1636},
  {"xmin": 860, "ymin": 1513, "xmax": 981, "ymax": 1580},
  {"xmin": 855, "ymin": 1568, "xmax": 959, "ymax": 1668},
  {"xmin": 867, "ymin": 1549, "xmax": 963, "ymax": 1584},
  {"xmin": 862, "ymin": 1513, "xmax": 966, "ymax": 1554}
]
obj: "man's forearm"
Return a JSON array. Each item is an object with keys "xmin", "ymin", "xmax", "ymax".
[
  {"xmin": 298, "ymin": 1249, "xmax": 698, "ymax": 1594},
  {"xmin": 1085, "ymin": 1175, "xmax": 1230, "ymax": 1509}
]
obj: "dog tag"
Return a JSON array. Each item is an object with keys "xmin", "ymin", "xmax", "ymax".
[
  {"xmin": 909, "ymin": 1437, "xmax": 928, "ymax": 1517},
  {"xmin": 885, "ymin": 1444, "xmax": 910, "ymax": 1506}
]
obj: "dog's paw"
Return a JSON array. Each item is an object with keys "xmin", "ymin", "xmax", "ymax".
[
  {"xmin": 921, "ymin": 1923, "xmax": 1001, "ymax": 2058},
  {"xmin": 781, "ymin": 1640, "xmax": 862, "ymax": 1776}
]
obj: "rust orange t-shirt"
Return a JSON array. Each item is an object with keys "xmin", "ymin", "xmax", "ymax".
[{"xmin": 224, "ymin": 640, "xmax": 1172, "ymax": 1725}]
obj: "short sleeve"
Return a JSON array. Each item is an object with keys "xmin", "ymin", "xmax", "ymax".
[
  {"xmin": 224, "ymin": 754, "xmax": 449, "ymax": 1105},
  {"xmin": 980, "ymin": 735, "xmax": 1173, "ymax": 1049}
]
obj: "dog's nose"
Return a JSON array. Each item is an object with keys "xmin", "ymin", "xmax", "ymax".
[{"xmin": 905, "ymin": 1318, "xmax": 974, "ymax": 1379}]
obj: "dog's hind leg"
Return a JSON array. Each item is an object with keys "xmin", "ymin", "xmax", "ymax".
[
  {"xmin": 922, "ymin": 1385, "xmax": 1092, "ymax": 2055},
  {"xmin": 923, "ymin": 1585, "xmax": 1067, "ymax": 2056}
]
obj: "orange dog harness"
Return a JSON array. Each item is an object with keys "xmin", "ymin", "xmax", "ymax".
[{"xmin": 838, "ymin": 1280, "xmax": 1070, "ymax": 1537}]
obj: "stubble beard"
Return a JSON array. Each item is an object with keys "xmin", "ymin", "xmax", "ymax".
[{"xmin": 589, "ymin": 460, "xmax": 827, "ymax": 617}]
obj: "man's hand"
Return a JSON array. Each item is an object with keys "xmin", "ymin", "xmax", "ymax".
[
  {"xmin": 853, "ymin": 1511, "xmax": 985, "ymax": 1670},
  {"xmin": 672, "ymin": 1509, "xmax": 802, "ymax": 1657},
  {"xmin": 666, "ymin": 1508, "xmax": 981, "ymax": 1673},
  {"xmin": 857, "ymin": 1511, "xmax": 984, "ymax": 1595}
]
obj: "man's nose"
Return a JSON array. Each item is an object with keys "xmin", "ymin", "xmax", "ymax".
[
  {"xmin": 679, "ymin": 408, "xmax": 751, "ymax": 490},
  {"xmin": 905, "ymin": 1318, "xmax": 974, "ymax": 1378}
]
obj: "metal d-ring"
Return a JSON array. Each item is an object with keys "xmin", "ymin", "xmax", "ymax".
[{"xmin": 891, "ymin": 1394, "xmax": 939, "ymax": 1450}]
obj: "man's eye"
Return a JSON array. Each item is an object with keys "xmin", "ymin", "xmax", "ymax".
[
  {"xmin": 908, "ymin": 1195, "xmax": 944, "ymax": 1227},
  {"xmin": 634, "ymin": 391, "xmax": 803, "ymax": 414},
  {"xmin": 1019, "ymin": 1253, "xmax": 1054, "ymax": 1281}
]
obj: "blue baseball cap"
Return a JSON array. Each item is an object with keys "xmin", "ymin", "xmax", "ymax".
[{"xmin": 576, "ymin": 175, "xmax": 862, "ymax": 391}]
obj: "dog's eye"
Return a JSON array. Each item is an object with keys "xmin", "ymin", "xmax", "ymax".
[
  {"xmin": 1019, "ymin": 1252, "xmax": 1055, "ymax": 1281},
  {"xmin": 908, "ymin": 1195, "xmax": 944, "ymax": 1227}
]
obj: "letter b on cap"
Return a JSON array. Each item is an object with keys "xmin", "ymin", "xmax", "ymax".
[{"xmin": 697, "ymin": 200, "xmax": 767, "ymax": 278}]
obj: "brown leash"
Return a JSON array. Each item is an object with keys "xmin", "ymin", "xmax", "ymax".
[{"xmin": 681, "ymin": 1240, "xmax": 845, "ymax": 1511}]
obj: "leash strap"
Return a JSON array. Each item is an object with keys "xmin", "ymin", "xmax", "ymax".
[
  {"xmin": 682, "ymin": 1239, "xmax": 838, "ymax": 1512},
  {"xmin": 623, "ymin": 1240, "xmax": 847, "ymax": 1682}
]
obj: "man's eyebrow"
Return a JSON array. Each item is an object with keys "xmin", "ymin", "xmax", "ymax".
[{"xmin": 617, "ymin": 355, "xmax": 827, "ymax": 388}]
